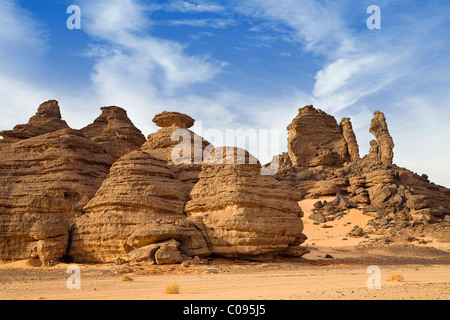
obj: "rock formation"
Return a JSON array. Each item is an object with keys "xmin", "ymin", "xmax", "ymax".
[
  {"xmin": 1, "ymin": 99, "xmax": 448, "ymax": 265},
  {"xmin": 0, "ymin": 100, "xmax": 69, "ymax": 143},
  {"xmin": 185, "ymin": 147, "xmax": 307, "ymax": 259},
  {"xmin": 69, "ymin": 150, "xmax": 210, "ymax": 263},
  {"xmin": 0, "ymin": 127, "xmax": 114, "ymax": 265},
  {"xmin": 141, "ymin": 111, "xmax": 211, "ymax": 186},
  {"xmin": 287, "ymin": 105, "xmax": 350, "ymax": 168},
  {"xmin": 340, "ymin": 117, "xmax": 360, "ymax": 162},
  {"xmin": 80, "ymin": 106, "xmax": 146, "ymax": 160},
  {"xmin": 368, "ymin": 110, "xmax": 394, "ymax": 165},
  {"xmin": 276, "ymin": 105, "xmax": 449, "ymax": 243}
]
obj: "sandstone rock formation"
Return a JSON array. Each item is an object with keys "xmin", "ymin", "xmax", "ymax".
[
  {"xmin": 287, "ymin": 105, "xmax": 350, "ymax": 168},
  {"xmin": 340, "ymin": 117, "xmax": 360, "ymax": 162},
  {"xmin": 276, "ymin": 105, "xmax": 449, "ymax": 243},
  {"xmin": 1, "ymin": 99, "xmax": 447, "ymax": 264},
  {"xmin": 0, "ymin": 128, "xmax": 114, "ymax": 265},
  {"xmin": 80, "ymin": 106, "xmax": 146, "ymax": 160},
  {"xmin": 0, "ymin": 100, "xmax": 69, "ymax": 143},
  {"xmin": 368, "ymin": 110, "xmax": 394, "ymax": 165},
  {"xmin": 69, "ymin": 150, "xmax": 210, "ymax": 263},
  {"xmin": 141, "ymin": 111, "xmax": 211, "ymax": 186},
  {"xmin": 152, "ymin": 111, "xmax": 195, "ymax": 128},
  {"xmin": 185, "ymin": 147, "xmax": 307, "ymax": 259}
]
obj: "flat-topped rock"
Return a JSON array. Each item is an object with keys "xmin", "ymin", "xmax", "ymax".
[{"xmin": 152, "ymin": 111, "xmax": 195, "ymax": 128}]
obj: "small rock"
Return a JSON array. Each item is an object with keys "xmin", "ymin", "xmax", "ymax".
[
  {"xmin": 309, "ymin": 212, "xmax": 326, "ymax": 223},
  {"xmin": 181, "ymin": 260, "xmax": 191, "ymax": 267},
  {"xmin": 347, "ymin": 226, "xmax": 364, "ymax": 237},
  {"xmin": 325, "ymin": 254, "xmax": 334, "ymax": 259},
  {"xmin": 313, "ymin": 201, "xmax": 324, "ymax": 209}
]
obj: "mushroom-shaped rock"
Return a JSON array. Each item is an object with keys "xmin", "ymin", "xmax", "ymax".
[
  {"xmin": 142, "ymin": 111, "xmax": 212, "ymax": 186},
  {"xmin": 153, "ymin": 111, "xmax": 195, "ymax": 128}
]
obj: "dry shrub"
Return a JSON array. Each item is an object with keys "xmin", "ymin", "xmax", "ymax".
[
  {"xmin": 165, "ymin": 283, "xmax": 180, "ymax": 294},
  {"xmin": 121, "ymin": 275, "xmax": 134, "ymax": 282},
  {"xmin": 386, "ymin": 274, "xmax": 405, "ymax": 282}
]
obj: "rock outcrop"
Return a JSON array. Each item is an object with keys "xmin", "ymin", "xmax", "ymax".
[
  {"xmin": 141, "ymin": 111, "xmax": 211, "ymax": 186},
  {"xmin": 340, "ymin": 117, "xmax": 360, "ymax": 162},
  {"xmin": 80, "ymin": 106, "xmax": 146, "ymax": 160},
  {"xmin": 1, "ymin": 99, "xmax": 447, "ymax": 264},
  {"xmin": 69, "ymin": 149, "xmax": 210, "ymax": 263},
  {"xmin": 0, "ymin": 128, "xmax": 114, "ymax": 265},
  {"xmin": 185, "ymin": 147, "xmax": 307, "ymax": 259},
  {"xmin": 368, "ymin": 110, "xmax": 394, "ymax": 165},
  {"xmin": 287, "ymin": 105, "xmax": 350, "ymax": 168},
  {"xmin": 276, "ymin": 105, "xmax": 449, "ymax": 243},
  {"xmin": 0, "ymin": 100, "xmax": 69, "ymax": 143}
]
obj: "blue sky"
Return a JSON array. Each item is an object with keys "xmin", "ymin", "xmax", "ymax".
[{"xmin": 1, "ymin": 0, "xmax": 449, "ymax": 187}]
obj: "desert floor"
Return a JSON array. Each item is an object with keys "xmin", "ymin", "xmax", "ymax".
[{"xmin": 0, "ymin": 199, "xmax": 449, "ymax": 300}]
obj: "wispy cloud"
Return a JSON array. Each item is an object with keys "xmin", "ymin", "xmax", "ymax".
[
  {"xmin": 163, "ymin": 0, "xmax": 225, "ymax": 13},
  {"xmin": 79, "ymin": 0, "xmax": 225, "ymax": 91},
  {"xmin": 160, "ymin": 18, "xmax": 237, "ymax": 29}
]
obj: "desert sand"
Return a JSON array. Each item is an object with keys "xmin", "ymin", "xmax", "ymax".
[{"xmin": 1, "ymin": 198, "xmax": 448, "ymax": 300}]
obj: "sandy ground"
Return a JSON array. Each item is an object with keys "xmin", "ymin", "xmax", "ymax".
[{"xmin": 0, "ymin": 198, "xmax": 449, "ymax": 300}]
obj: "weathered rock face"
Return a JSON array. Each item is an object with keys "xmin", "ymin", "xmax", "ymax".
[
  {"xmin": 0, "ymin": 100, "xmax": 69, "ymax": 142},
  {"xmin": 368, "ymin": 110, "xmax": 394, "ymax": 165},
  {"xmin": 185, "ymin": 147, "xmax": 307, "ymax": 259},
  {"xmin": 287, "ymin": 105, "xmax": 350, "ymax": 168},
  {"xmin": 80, "ymin": 106, "xmax": 146, "ymax": 160},
  {"xmin": 0, "ymin": 128, "xmax": 114, "ymax": 265},
  {"xmin": 340, "ymin": 117, "xmax": 360, "ymax": 162},
  {"xmin": 141, "ymin": 111, "xmax": 211, "ymax": 186},
  {"xmin": 69, "ymin": 150, "xmax": 210, "ymax": 263}
]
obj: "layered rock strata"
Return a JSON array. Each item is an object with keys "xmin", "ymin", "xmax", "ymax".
[
  {"xmin": 0, "ymin": 100, "xmax": 69, "ymax": 143},
  {"xmin": 80, "ymin": 106, "xmax": 146, "ymax": 160},
  {"xmin": 0, "ymin": 128, "xmax": 114, "ymax": 265},
  {"xmin": 185, "ymin": 147, "xmax": 307, "ymax": 259},
  {"xmin": 276, "ymin": 106, "xmax": 450, "ymax": 242},
  {"xmin": 287, "ymin": 105, "xmax": 350, "ymax": 168},
  {"xmin": 69, "ymin": 150, "xmax": 210, "ymax": 263},
  {"xmin": 141, "ymin": 111, "xmax": 212, "ymax": 186}
]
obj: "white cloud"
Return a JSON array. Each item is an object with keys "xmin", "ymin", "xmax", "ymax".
[
  {"xmin": 236, "ymin": 0, "xmax": 352, "ymax": 54},
  {"xmin": 0, "ymin": 0, "xmax": 54, "ymax": 131},
  {"xmin": 164, "ymin": 0, "xmax": 225, "ymax": 13}
]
